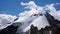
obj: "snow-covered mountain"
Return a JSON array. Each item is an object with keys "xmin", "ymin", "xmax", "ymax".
[
  {"xmin": 0, "ymin": 1, "xmax": 60, "ymax": 34},
  {"xmin": 15, "ymin": 1, "xmax": 60, "ymax": 33}
]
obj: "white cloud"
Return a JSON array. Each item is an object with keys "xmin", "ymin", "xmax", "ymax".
[
  {"xmin": 0, "ymin": 14, "xmax": 17, "ymax": 30},
  {"xmin": 21, "ymin": 1, "xmax": 37, "ymax": 9},
  {"xmin": 56, "ymin": 3, "xmax": 60, "ymax": 5},
  {"xmin": 58, "ymin": 10, "xmax": 60, "ymax": 13},
  {"xmin": 16, "ymin": 1, "xmax": 46, "ymax": 23}
]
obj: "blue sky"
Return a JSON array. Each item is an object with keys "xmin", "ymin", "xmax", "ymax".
[{"xmin": 0, "ymin": 0, "xmax": 60, "ymax": 16}]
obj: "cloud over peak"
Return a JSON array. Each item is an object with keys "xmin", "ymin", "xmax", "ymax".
[
  {"xmin": 16, "ymin": 1, "xmax": 60, "ymax": 33},
  {"xmin": 0, "ymin": 1, "xmax": 60, "ymax": 34}
]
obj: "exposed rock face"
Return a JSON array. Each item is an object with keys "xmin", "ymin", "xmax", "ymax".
[
  {"xmin": 45, "ymin": 12, "xmax": 58, "ymax": 25},
  {"xmin": 30, "ymin": 25, "xmax": 38, "ymax": 34},
  {"xmin": 0, "ymin": 22, "xmax": 22, "ymax": 34},
  {"xmin": 30, "ymin": 23, "xmax": 60, "ymax": 34},
  {"xmin": 0, "ymin": 24, "xmax": 19, "ymax": 34}
]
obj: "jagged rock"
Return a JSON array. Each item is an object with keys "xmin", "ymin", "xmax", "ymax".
[
  {"xmin": 0, "ymin": 25, "xmax": 19, "ymax": 34},
  {"xmin": 38, "ymin": 28, "xmax": 44, "ymax": 34},
  {"xmin": 45, "ymin": 12, "xmax": 60, "ymax": 26},
  {"xmin": 30, "ymin": 23, "xmax": 60, "ymax": 34},
  {"xmin": 30, "ymin": 25, "xmax": 38, "ymax": 34}
]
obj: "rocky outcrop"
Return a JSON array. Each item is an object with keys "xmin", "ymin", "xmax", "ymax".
[
  {"xmin": 45, "ymin": 12, "xmax": 60, "ymax": 25},
  {"xmin": 0, "ymin": 24, "xmax": 19, "ymax": 34},
  {"xmin": 0, "ymin": 22, "xmax": 22, "ymax": 34},
  {"xmin": 30, "ymin": 23, "xmax": 60, "ymax": 34},
  {"xmin": 30, "ymin": 25, "xmax": 38, "ymax": 34}
]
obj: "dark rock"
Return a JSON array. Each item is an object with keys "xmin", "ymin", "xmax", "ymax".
[
  {"xmin": 30, "ymin": 23, "xmax": 60, "ymax": 34},
  {"xmin": 0, "ymin": 22, "xmax": 22, "ymax": 34},
  {"xmin": 30, "ymin": 25, "xmax": 38, "ymax": 34},
  {"xmin": 45, "ymin": 12, "xmax": 60, "ymax": 25},
  {"xmin": 14, "ymin": 18, "xmax": 18, "ymax": 21}
]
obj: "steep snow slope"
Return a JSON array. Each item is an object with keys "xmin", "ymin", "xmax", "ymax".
[{"xmin": 23, "ymin": 14, "xmax": 50, "ymax": 32}]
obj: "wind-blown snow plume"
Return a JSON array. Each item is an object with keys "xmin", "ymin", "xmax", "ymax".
[
  {"xmin": 16, "ymin": 1, "xmax": 60, "ymax": 33},
  {"xmin": 0, "ymin": 1, "xmax": 60, "ymax": 34},
  {"xmin": 0, "ymin": 14, "xmax": 17, "ymax": 30},
  {"xmin": 16, "ymin": 1, "xmax": 50, "ymax": 33},
  {"xmin": 56, "ymin": 3, "xmax": 60, "ymax": 5}
]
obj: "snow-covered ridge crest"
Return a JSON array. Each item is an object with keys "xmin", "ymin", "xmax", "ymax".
[{"xmin": 0, "ymin": 14, "xmax": 17, "ymax": 30}]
